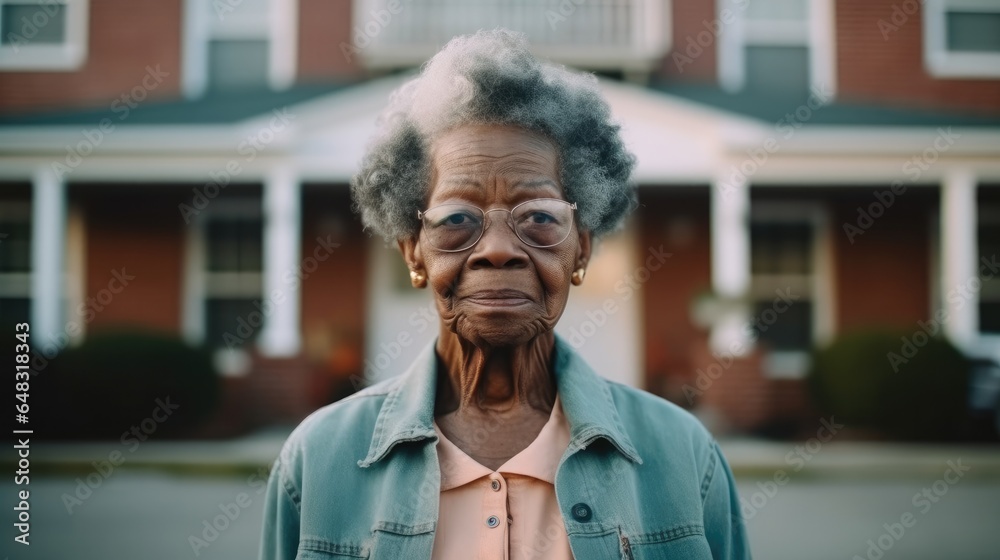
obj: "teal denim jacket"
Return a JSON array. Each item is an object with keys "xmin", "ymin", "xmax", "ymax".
[{"xmin": 260, "ymin": 334, "xmax": 751, "ymax": 559}]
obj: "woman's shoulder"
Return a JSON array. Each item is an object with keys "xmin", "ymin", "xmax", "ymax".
[
  {"xmin": 602, "ymin": 378, "xmax": 718, "ymax": 450},
  {"xmin": 278, "ymin": 375, "xmax": 402, "ymax": 459}
]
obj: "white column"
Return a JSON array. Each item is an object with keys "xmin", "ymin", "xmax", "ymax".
[
  {"xmin": 941, "ymin": 168, "xmax": 978, "ymax": 352},
  {"xmin": 710, "ymin": 174, "xmax": 752, "ymax": 356},
  {"xmin": 31, "ymin": 167, "xmax": 66, "ymax": 355},
  {"xmin": 259, "ymin": 165, "xmax": 301, "ymax": 357}
]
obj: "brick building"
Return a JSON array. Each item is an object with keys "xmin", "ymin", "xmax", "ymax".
[{"xmin": 1, "ymin": 0, "xmax": 999, "ymax": 434}]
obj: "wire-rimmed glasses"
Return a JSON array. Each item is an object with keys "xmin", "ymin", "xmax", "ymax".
[{"xmin": 417, "ymin": 198, "xmax": 578, "ymax": 252}]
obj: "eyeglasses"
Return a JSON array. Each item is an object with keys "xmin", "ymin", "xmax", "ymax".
[{"xmin": 417, "ymin": 198, "xmax": 578, "ymax": 252}]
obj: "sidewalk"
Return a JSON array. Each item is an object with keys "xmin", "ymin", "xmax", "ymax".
[
  {"xmin": 16, "ymin": 428, "xmax": 1000, "ymax": 478},
  {"xmin": 719, "ymin": 438, "xmax": 1000, "ymax": 478}
]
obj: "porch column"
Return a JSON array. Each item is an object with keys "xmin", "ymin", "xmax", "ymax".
[
  {"xmin": 31, "ymin": 167, "xmax": 66, "ymax": 356},
  {"xmin": 710, "ymin": 174, "xmax": 752, "ymax": 355},
  {"xmin": 259, "ymin": 165, "xmax": 301, "ymax": 357},
  {"xmin": 941, "ymin": 168, "xmax": 978, "ymax": 352}
]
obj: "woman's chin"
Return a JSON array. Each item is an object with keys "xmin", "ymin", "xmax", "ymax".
[{"xmin": 452, "ymin": 317, "xmax": 547, "ymax": 348}]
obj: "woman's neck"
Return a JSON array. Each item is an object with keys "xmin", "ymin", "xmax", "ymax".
[{"xmin": 433, "ymin": 327, "xmax": 557, "ymax": 419}]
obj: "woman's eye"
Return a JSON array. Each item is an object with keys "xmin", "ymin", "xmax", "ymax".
[
  {"xmin": 526, "ymin": 212, "xmax": 556, "ymax": 224},
  {"xmin": 440, "ymin": 212, "xmax": 476, "ymax": 226}
]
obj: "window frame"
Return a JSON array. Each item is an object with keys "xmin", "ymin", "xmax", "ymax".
[
  {"xmin": 716, "ymin": 0, "xmax": 836, "ymax": 98},
  {"xmin": 181, "ymin": 0, "xmax": 297, "ymax": 99},
  {"xmin": 351, "ymin": 0, "xmax": 672, "ymax": 73},
  {"xmin": 749, "ymin": 201, "xmax": 834, "ymax": 379},
  {"xmin": 976, "ymin": 205, "xmax": 1000, "ymax": 342},
  {"xmin": 923, "ymin": 0, "xmax": 1000, "ymax": 79},
  {"xmin": 0, "ymin": 200, "xmax": 31, "ymax": 301},
  {"xmin": 0, "ymin": 0, "xmax": 88, "ymax": 71},
  {"xmin": 182, "ymin": 197, "xmax": 263, "ymax": 377}
]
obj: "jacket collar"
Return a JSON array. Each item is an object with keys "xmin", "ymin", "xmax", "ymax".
[{"xmin": 358, "ymin": 333, "xmax": 643, "ymax": 468}]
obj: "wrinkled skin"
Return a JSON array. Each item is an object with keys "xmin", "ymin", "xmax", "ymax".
[{"xmin": 398, "ymin": 123, "xmax": 591, "ymax": 470}]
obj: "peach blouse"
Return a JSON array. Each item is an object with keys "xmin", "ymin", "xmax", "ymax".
[{"xmin": 430, "ymin": 394, "xmax": 574, "ymax": 560}]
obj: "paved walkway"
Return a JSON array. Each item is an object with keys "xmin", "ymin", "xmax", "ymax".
[
  {"xmin": 7, "ymin": 431, "xmax": 1000, "ymax": 560},
  {"xmin": 21, "ymin": 428, "xmax": 1000, "ymax": 478},
  {"xmin": 12, "ymin": 470, "xmax": 1000, "ymax": 560}
]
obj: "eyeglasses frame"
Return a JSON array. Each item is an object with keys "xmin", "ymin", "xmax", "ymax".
[{"xmin": 416, "ymin": 197, "xmax": 579, "ymax": 252}]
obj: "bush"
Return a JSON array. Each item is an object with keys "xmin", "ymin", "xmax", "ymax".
[
  {"xmin": 806, "ymin": 329, "xmax": 969, "ymax": 441},
  {"xmin": 34, "ymin": 330, "xmax": 220, "ymax": 440}
]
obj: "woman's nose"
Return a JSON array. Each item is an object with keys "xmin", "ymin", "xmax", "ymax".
[{"xmin": 469, "ymin": 210, "xmax": 527, "ymax": 269}]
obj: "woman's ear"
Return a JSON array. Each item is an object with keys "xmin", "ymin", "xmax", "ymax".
[
  {"xmin": 571, "ymin": 229, "xmax": 592, "ymax": 286},
  {"xmin": 398, "ymin": 237, "xmax": 427, "ymax": 288},
  {"xmin": 576, "ymin": 229, "xmax": 592, "ymax": 272}
]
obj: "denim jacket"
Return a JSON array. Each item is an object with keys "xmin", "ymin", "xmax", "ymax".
[{"xmin": 260, "ymin": 334, "xmax": 751, "ymax": 559}]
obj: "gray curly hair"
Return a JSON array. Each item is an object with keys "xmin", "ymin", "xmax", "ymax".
[{"xmin": 350, "ymin": 28, "xmax": 637, "ymax": 242}]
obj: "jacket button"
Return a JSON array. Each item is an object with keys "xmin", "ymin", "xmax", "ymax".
[
  {"xmin": 486, "ymin": 515, "xmax": 500, "ymax": 528},
  {"xmin": 571, "ymin": 503, "xmax": 592, "ymax": 522},
  {"xmin": 491, "ymin": 479, "xmax": 501, "ymax": 491}
]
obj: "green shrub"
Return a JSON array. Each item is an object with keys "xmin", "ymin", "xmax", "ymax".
[
  {"xmin": 806, "ymin": 329, "xmax": 969, "ymax": 441},
  {"xmin": 35, "ymin": 329, "xmax": 220, "ymax": 440}
]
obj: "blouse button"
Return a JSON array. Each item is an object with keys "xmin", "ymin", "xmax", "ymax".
[
  {"xmin": 571, "ymin": 503, "xmax": 592, "ymax": 522},
  {"xmin": 491, "ymin": 479, "xmax": 501, "ymax": 491},
  {"xmin": 486, "ymin": 515, "xmax": 500, "ymax": 528}
]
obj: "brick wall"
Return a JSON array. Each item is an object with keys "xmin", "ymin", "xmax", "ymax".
[
  {"xmin": 0, "ymin": 0, "xmax": 183, "ymax": 113},
  {"xmin": 689, "ymin": 342, "xmax": 771, "ymax": 433},
  {"xmin": 637, "ymin": 187, "xmax": 712, "ymax": 399},
  {"xmin": 835, "ymin": 0, "xmax": 1000, "ymax": 114},
  {"xmin": 657, "ymin": 0, "xmax": 717, "ymax": 83},
  {"xmin": 297, "ymin": 0, "xmax": 362, "ymax": 82},
  {"xmin": 79, "ymin": 183, "xmax": 188, "ymax": 334},
  {"xmin": 832, "ymin": 186, "xmax": 934, "ymax": 331}
]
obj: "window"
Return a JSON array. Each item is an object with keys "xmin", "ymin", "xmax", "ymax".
[
  {"xmin": 749, "ymin": 202, "xmax": 833, "ymax": 378},
  {"xmin": 203, "ymin": 211, "xmax": 263, "ymax": 349},
  {"xmin": 350, "ymin": 0, "xmax": 671, "ymax": 73},
  {"xmin": 978, "ymin": 221, "xmax": 1000, "ymax": 333},
  {"xmin": 0, "ymin": 202, "xmax": 31, "ymax": 330},
  {"xmin": 0, "ymin": 0, "xmax": 87, "ymax": 70},
  {"xmin": 182, "ymin": 197, "xmax": 263, "ymax": 375},
  {"xmin": 750, "ymin": 222, "xmax": 814, "ymax": 351},
  {"xmin": 924, "ymin": 0, "xmax": 1000, "ymax": 78},
  {"xmin": 717, "ymin": 0, "xmax": 836, "ymax": 98},
  {"xmin": 181, "ymin": 0, "xmax": 297, "ymax": 98}
]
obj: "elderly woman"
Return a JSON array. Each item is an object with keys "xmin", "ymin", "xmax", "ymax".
[{"xmin": 260, "ymin": 29, "xmax": 750, "ymax": 560}]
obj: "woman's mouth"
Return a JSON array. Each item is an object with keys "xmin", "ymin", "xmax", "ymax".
[{"xmin": 464, "ymin": 289, "xmax": 533, "ymax": 307}]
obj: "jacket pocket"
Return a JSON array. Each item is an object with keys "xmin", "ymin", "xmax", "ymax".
[
  {"xmin": 621, "ymin": 524, "xmax": 714, "ymax": 560},
  {"xmin": 368, "ymin": 521, "xmax": 436, "ymax": 560},
  {"xmin": 297, "ymin": 538, "xmax": 369, "ymax": 559}
]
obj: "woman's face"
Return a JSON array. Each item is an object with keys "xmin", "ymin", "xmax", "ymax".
[{"xmin": 399, "ymin": 123, "xmax": 591, "ymax": 347}]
